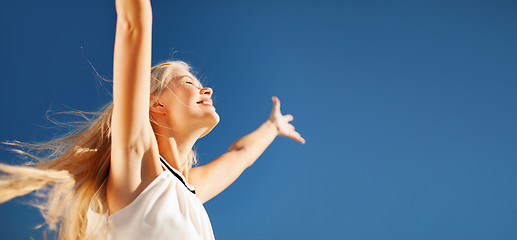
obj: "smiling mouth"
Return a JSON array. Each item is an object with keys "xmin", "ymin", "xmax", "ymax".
[{"xmin": 197, "ymin": 100, "xmax": 213, "ymax": 106}]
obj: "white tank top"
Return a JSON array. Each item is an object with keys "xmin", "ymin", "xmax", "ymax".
[{"xmin": 86, "ymin": 156, "xmax": 215, "ymax": 240}]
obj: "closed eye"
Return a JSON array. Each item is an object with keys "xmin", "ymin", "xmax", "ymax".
[
  {"xmin": 180, "ymin": 76, "xmax": 203, "ymax": 88},
  {"xmin": 185, "ymin": 81, "xmax": 202, "ymax": 89}
]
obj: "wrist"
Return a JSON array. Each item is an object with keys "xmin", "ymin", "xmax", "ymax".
[{"xmin": 265, "ymin": 119, "xmax": 279, "ymax": 136}]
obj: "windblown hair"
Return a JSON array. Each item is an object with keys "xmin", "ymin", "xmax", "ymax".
[{"xmin": 0, "ymin": 60, "xmax": 197, "ymax": 240}]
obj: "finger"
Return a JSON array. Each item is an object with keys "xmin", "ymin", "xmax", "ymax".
[
  {"xmin": 272, "ymin": 96, "xmax": 281, "ymax": 113},
  {"xmin": 289, "ymin": 131, "xmax": 306, "ymax": 144},
  {"xmin": 284, "ymin": 114, "xmax": 294, "ymax": 122}
]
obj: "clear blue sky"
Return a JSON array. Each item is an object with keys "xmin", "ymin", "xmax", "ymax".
[{"xmin": 1, "ymin": 0, "xmax": 516, "ymax": 239}]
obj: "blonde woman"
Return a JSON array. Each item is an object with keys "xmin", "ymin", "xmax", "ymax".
[{"xmin": 0, "ymin": 0, "xmax": 304, "ymax": 239}]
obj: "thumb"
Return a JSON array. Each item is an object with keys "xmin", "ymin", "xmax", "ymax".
[{"xmin": 272, "ymin": 96, "xmax": 281, "ymax": 112}]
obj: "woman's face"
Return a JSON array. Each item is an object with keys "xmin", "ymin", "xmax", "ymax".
[{"xmin": 153, "ymin": 67, "xmax": 219, "ymax": 138}]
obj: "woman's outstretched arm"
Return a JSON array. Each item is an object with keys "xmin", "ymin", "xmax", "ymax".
[
  {"xmin": 190, "ymin": 97, "xmax": 305, "ymax": 203},
  {"xmin": 109, "ymin": 0, "xmax": 160, "ymax": 214}
]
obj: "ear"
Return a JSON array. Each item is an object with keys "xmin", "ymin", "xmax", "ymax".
[{"xmin": 149, "ymin": 96, "xmax": 167, "ymax": 115}]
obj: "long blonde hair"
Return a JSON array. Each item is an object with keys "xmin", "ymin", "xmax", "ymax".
[{"xmin": 0, "ymin": 60, "xmax": 197, "ymax": 240}]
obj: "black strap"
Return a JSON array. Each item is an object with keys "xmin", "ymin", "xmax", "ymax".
[{"xmin": 159, "ymin": 156, "xmax": 196, "ymax": 194}]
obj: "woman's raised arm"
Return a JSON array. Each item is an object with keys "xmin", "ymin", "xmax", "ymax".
[
  {"xmin": 108, "ymin": 0, "xmax": 160, "ymax": 214},
  {"xmin": 190, "ymin": 97, "xmax": 305, "ymax": 203}
]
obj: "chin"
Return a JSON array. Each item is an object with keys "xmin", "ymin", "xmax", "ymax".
[{"xmin": 199, "ymin": 113, "xmax": 220, "ymax": 139}]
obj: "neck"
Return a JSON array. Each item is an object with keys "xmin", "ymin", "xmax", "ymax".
[{"xmin": 155, "ymin": 128, "xmax": 206, "ymax": 179}]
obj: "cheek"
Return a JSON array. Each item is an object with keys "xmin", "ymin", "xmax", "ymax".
[
  {"xmin": 174, "ymin": 85, "xmax": 198, "ymax": 99},
  {"xmin": 168, "ymin": 88, "xmax": 199, "ymax": 112}
]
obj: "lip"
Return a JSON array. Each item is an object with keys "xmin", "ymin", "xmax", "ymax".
[{"xmin": 196, "ymin": 98, "xmax": 213, "ymax": 106}]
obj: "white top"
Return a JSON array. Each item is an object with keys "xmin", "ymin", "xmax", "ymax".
[{"xmin": 86, "ymin": 157, "xmax": 215, "ymax": 240}]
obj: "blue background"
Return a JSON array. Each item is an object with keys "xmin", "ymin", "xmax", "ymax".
[{"xmin": 1, "ymin": 0, "xmax": 516, "ymax": 239}]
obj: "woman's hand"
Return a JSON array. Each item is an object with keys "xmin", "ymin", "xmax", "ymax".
[{"xmin": 268, "ymin": 96, "xmax": 306, "ymax": 144}]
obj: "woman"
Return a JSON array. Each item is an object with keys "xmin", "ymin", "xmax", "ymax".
[{"xmin": 0, "ymin": 0, "xmax": 304, "ymax": 239}]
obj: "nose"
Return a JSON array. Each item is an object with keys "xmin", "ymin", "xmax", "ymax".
[{"xmin": 200, "ymin": 87, "xmax": 213, "ymax": 97}]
